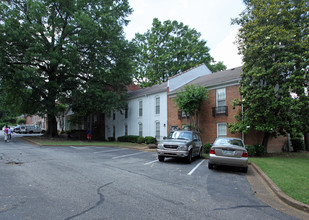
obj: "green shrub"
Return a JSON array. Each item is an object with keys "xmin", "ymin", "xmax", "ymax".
[
  {"xmin": 117, "ymin": 135, "xmax": 139, "ymax": 143},
  {"xmin": 291, "ymin": 138, "xmax": 305, "ymax": 152},
  {"xmin": 254, "ymin": 144, "xmax": 265, "ymax": 156},
  {"xmin": 137, "ymin": 136, "xmax": 145, "ymax": 144},
  {"xmin": 246, "ymin": 145, "xmax": 256, "ymax": 157},
  {"xmin": 108, "ymin": 137, "xmax": 115, "ymax": 142},
  {"xmin": 117, "ymin": 136, "xmax": 127, "ymax": 142},
  {"xmin": 17, "ymin": 118, "xmax": 26, "ymax": 125},
  {"xmin": 145, "ymin": 136, "xmax": 157, "ymax": 144},
  {"xmin": 203, "ymin": 143, "xmax": 212, "ymax": 153}
]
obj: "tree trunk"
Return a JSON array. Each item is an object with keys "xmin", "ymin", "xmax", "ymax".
[
  {"xmin": 46, "ymin": 114, "xmax": 58, "ymax": 137},
  {"xmin": 304, "ymin": 133, "xmax": 309, "ymax": 152},
  {"xmin": 262, "ymin": 132, "xmax": 270, "ymax": 153}
]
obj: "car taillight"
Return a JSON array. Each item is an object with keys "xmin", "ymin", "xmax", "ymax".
[
  {"xmin": 242, "ymin": 152, "xmax": 248, "ymax": 157},
  {"xmin": 209, "ymin": 149, "xmax": 215, "ymax": 154}
]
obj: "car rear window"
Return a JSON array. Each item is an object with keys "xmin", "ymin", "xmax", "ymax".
[{"xmin": 214, "ymin": 138, "xmax": 244, "ymax": 147}]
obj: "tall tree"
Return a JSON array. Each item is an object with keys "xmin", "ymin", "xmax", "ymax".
[
  {"xmin": 230, "ymin": 0, "xmax": 309, "ymax": 151},
  {"xmin": 0, "ymin": 0, "xmax": 135, "ymax": 137},
  {"xmin": 132, "ymin": 18, "xmax": 226, "ymax": 87},
  {"xmin": 174, "ymin": 84, "xmax": 208, "ymax": 131}
]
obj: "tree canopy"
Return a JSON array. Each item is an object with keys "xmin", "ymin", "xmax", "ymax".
[
  {"xmin": 132, "ymin": 18, "xmax": 226, "ymax": 87},
  {"xmin": 174, "ymin": 84, "xmax": 208, "ymax": 131},
  {"xmin": 230, "ymin": 0, "xmax": 309, "ymax": 150},
  {"xmin": 0, "ymin": 0, "xmax": 135, "ymax": 137}
]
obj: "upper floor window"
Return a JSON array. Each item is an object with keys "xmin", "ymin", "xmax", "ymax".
[
  {"xmin": 113, "ymin": 111, "xmax": 116, "ymax": 120},
  {"xmin": 139, "ymin": 100, "xmax": 143, "ymax": 117},
  {"xmin": 217, "ymin": 123, "xmax": 227, "ymax": 137},
  {"xmin": 155, "ymin": 97, "xmax": 160, "ymax": 114},
  {"xmin": 216, "ymin": 88, "xmax": 226, "ymax": 107}
]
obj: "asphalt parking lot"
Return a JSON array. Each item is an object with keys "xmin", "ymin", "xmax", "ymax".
[{"xmin": 0, "ymin": 136, "xmax": 302, "ymax": 220}]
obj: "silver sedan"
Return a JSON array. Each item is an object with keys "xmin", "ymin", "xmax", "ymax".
[{"xmin": 208, "ymin": 137, "xmax": 248, "ymax": 173}]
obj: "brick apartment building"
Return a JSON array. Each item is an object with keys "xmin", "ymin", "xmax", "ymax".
[{"xmin": 167, "ymin": 66, "xmax": 287, "ymax": 153}]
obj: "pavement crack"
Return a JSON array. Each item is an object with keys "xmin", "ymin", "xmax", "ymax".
[
  {"xmin": 213, "ymin": 204, "xmax": 269, "ymax": 211},
  {"xmin": 64, "ymin": 182, "xmax": 113, "ymax": 220}
]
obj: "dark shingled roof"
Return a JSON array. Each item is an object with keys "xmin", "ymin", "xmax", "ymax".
[
  {"xmin": 128, "ymin": 82, "xmax": 167, "ymax": 99},
  {"xmin": 169, "ymin": 66, "xmax": 242, "ymax": 95}
]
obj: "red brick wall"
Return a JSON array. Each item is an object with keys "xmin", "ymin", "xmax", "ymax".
[{"xmin": 167, "ymin": 84, "xmax": 287, "ymax": 152}]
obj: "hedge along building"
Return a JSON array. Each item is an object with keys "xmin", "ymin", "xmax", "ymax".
[
  {"xmin": 167, "ymin": 66, "xmax": 288, "ymax": 153},
  {"xmin": 104, "ymin": 64, "xmax": 212, "ymax": 141}
]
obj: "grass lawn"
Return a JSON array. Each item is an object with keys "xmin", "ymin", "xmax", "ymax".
[
  {"xmin": 250, "ymin": 152, "xmax": 309, "ymax": 205},
  {"xmin": 22, "ymin": 136, "xmax": 151, "ymax": 149}
]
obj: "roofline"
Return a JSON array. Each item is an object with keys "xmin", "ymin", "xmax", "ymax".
[
  {"xmin": 168, "ymin": 78, "xmax": 241, "ymax": 96},
  {"xmin": 167, "ymin": 63, "xmax": 206, "ymax": 80}
]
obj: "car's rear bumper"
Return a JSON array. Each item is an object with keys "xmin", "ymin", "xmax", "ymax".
[
  {"xmin": 209, "ymin": 154, "xmax": 248, "ymax": 167},
  {"xmin": 157, "ymin": 149, "xmax": 189, "ymax": 158}
]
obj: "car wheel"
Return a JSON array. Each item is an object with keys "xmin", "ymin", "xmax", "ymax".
[
  {"xmin": 186, "ymin": 150, "xmax": 192, "ymax": 164},
  {"xmin": 242, "ymin": 167, "xmax": 248, "ymax": 173},
  {"xmin": 208, "ymin": 162, "xmax": 214, "ymax": 169},
  {"xmin": 158, "ymin": 156, "xmax": 165, "ymax": 162}
]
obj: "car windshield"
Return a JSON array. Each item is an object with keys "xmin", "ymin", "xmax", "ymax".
[
  {"xmin": 170, "ymin": 131, "xmax": 192, "ymax": 140},
  {"xmin": 214, "ymin": 138, "xmax": 244, "ymax": 147}
]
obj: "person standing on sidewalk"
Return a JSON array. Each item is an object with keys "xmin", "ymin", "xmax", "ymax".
[
  {"xmin": 4, "ymin": 126, "xmax": 8, "ymax": 142},
  {"xmin": 8, "ymin": 126, "xmax": 12, "ymax": 140},
  {"xmin": 87, "ymin": 128, "xmax": 92, "ymax": 142}
]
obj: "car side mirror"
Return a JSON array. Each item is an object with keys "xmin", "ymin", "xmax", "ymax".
[{"xmin": 163, "ymin": 136, "xmax": 167, "ymax": 140}]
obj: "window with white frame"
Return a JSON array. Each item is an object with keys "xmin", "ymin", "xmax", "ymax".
[
  {"xmin": 216, "ymin": 88, "xmax": 226, "ymax": 113},
  {"xmin": 138, "ymin": 123, "xmax": 143, "ymax": 136},
  {"xmin": 155, "ymin": 121, "xmax": 160, "ymax": 139},
  {"xmin": 155, "ymin": 97, "xmax": 160, "ymax": 114},
  {"xmin": 139, "ymin": 100, "xmax": 143, "ymax": 117},
  {"xmin": 217, "ymin": 123, "xmax": 227, "ymax": 137}
]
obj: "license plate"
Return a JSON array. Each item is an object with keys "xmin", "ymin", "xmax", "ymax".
[{"xmin": 223, "ymin": 150, "xmax": 234, "ymax": 155}]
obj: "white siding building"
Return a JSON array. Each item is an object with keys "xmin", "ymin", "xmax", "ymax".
[{"xmin": 105, "ymin": 63, "xmax": 211, "ymax": 140}]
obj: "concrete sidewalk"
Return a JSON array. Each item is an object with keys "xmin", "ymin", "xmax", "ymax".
[{"xmin": 247, "ymin": 163, "xmax": 309, "ymax": 220}]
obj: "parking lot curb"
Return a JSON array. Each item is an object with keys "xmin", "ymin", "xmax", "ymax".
[{"xmin": 251, "ymin": 162, "xmax": 309, "ymax": 213}]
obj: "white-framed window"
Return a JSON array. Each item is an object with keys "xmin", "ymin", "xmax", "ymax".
[
  {"xmin": 138, "ymin": 123, "xmax": 143, "ymax": 137},
  {"xmin": 155, "ymin": 121, "xmax": 160, "ymax": 139},
  {"xmin": 139, "ymin": 100, "xmax": 143, "ymax": 117},
  {"xmin": 155, "ymin": 97, "xmax": 160, "ymax": 115},
  {"xmin": 125, "ymin": 124, "xmax": 128, "ymax": 136},
  {"xmin": 217, "ymin": 123, "xmax": 227, "ymax": 137},
  {"xmin": 216, "ymin": 88, "xmax": 226, "ymax": 114}
]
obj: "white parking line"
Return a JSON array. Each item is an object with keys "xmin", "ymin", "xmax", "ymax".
[
  {"xmin": 93, "ymin": 148, "xmax": 127, "ymax": 154},
  {"xmin": 187, "ymin": 160, "xmax": 205, "ymax": 176},
  {"xmin": 144, "ymin": 160, "xmax": 158, "ymax": 165},
  {"xmin": 112, "ymin": 152, "xmax": 145, "ymax": 159}
]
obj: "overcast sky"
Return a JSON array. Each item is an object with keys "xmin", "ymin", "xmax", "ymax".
[{"xmin": 124, "ymin": 0, "xmax": 246, "ymax": 69}]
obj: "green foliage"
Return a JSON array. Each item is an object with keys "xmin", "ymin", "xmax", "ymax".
[
  {"xmin": 246, "ymin": 145, "xmax": 256, "ymax": 157},
  {"xmin": 108, "ymin": 137, "xmax": 116, "ymax": 142},
  {"xmin": 254, "ymin": 144, "xmax": 265, "ymax": 157},
  {"xmin": 0, "ymin": 0, "xmax": 134, "ymax": 137},
  {"xmin": 132, "ymin": 18, "xmax": 226, "ymax": 87},
  {"xmin": 137, "ymin": 136, "xmax": 145, "ymax": 144},
  {"xmin": 230, "ymin": 0, "xmax": 309, "ymax": 149},
  {"xmin": 17, "ymin": 118, "xmax": 26, "ymax": 125},
  {"xmin": 117, "ymin": 135, "xmax": 140, "ymax": 143},
  {"xmin": 291, "ymin": 138, "xmax": 305, "ymax": 152},
  {"xmin": 203, "ymin": 143, "xmax": 212, "ymax": 153},
  {"xmin": 174, "ymin": 84, "xmax": 208, "ymax": 130},
  {"xmin": 145, "ymin": 136, "xmax": 157, "ymax": 144}
]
